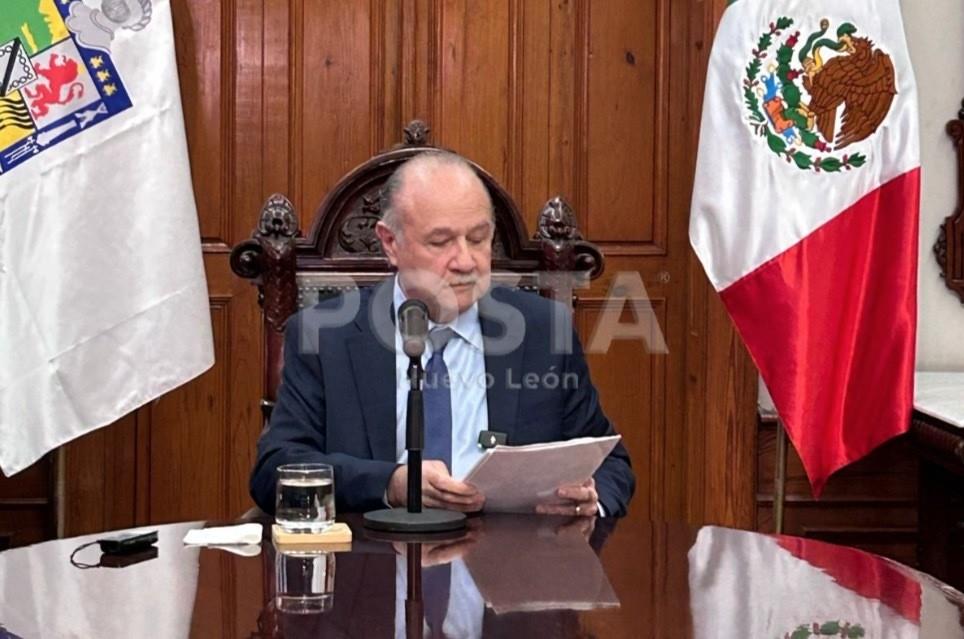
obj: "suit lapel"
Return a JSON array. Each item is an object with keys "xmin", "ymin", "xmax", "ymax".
[
  {"xmin": 479, "ymin": 289, "xmax": 525, "ymax": 441},
  {"xmin": 347, "ymin": 282, "xmax": 397, "ymax": 462}
]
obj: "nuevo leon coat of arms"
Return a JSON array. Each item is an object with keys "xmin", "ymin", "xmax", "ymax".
[
  {"xmin": 0, "ymin": 0, "xmax": 152, "ymax": 175},
  {"xmin": 743, "ymin": 17, "xmax": 897, "ymax": 172}
]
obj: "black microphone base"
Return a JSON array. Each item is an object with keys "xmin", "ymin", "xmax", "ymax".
[{"xmin": 363, "ymin": 507, "xmax": 466, "ymax": 534}]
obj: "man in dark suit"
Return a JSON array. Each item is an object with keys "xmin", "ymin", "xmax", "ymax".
[{"xmin": 249, "ymin": 151, "xmax": 634, "ymax": 517}]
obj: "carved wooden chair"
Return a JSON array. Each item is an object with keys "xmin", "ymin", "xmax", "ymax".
[{"xmin": 230, "ymin": 120, "xmax": 605, "ymax": 420}]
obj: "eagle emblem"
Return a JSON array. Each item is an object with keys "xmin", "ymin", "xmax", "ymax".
[{"xmin": 743, "ymin": 17, "xmax": 897, "ymax": 172}]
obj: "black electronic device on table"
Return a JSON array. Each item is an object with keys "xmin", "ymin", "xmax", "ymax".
[
  {"xmin": 70, "ymin": 529, "xmax": 160, "ymax": 570},
  {"xmin": 97, "ymin": 530, "xmax": 158, "ymax": 555}
]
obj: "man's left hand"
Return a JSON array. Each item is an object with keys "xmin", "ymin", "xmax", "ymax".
[{"xmin": 535, "ymin": 477, "xmax": 599, "ymax": 517}]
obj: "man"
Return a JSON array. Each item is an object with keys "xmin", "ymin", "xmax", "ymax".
[{"xmin": 249, "ymin": 151, "xmax": 634, "ymax": 517}]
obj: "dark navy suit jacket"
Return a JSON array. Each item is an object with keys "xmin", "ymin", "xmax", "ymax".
[{"xmin": 249, "ymin": 281, "xmax": 635, "ymax": 516}]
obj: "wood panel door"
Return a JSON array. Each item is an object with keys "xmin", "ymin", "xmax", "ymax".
[{"xmin": 57, "ymin": 0, "xmax": 754, "ymax": 536}]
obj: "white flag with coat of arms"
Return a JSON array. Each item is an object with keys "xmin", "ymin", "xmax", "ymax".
[{"xmin": 0, "ymin": 0, "xmax": 213, "ymax": 475}]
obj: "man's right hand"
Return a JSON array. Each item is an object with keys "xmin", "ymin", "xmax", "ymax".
[{"xmin": 387, "ymin": 460, "xmax": 485, "ymax": 512}]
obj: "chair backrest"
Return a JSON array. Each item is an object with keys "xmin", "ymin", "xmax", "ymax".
[{"xmin": 230, "ymin": 120, "xmax": 605, "ymax": 415}]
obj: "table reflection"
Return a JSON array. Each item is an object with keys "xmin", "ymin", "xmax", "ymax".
[
  {"xmin": 274, "ymin": 549, "xmax": 336, "ymax": 614},
  {"xmin": 0, "ymin": 513, "xmax": 962, "ymax": 638},
  {"xmin": 689, "ymin": 526, "xmax": 964, "ymax": 639},
  {"xmin": 263, "ymin": 514, "xmax": 618, "ymax": 639}
]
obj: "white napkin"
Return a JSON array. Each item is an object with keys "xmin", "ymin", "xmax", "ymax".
[{"xmin": 183, "ymin": 523, "xmax": 263, "ymax": 547}]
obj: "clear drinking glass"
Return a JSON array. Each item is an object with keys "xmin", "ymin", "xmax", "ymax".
[
  {"xmin": 275, "ymin": 463, "xmax": 335, "ymax": 533},
  {"xmin": 274, "ymin": 549, "xmax": 336, "ymax": 614}
]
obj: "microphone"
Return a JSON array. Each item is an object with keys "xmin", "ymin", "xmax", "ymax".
[
  {"xmin": 363, "ymin": 294, "xmax": 465, "ymax": 534},
  {"xmin": 398, "ymin": 299, "xmax": 429, "ymax": 358}
]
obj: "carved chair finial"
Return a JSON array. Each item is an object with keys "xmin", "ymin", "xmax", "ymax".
[
  {"xmin": 257, "ymin": 194, "xmax": 299, "ymax": 249},
  {"xmin": 403, "ymin": 120, "xmax": 431, "ymax": 146},
  {"xmin": 536, "ymin": 196, "xmax": 581, "ymax": 243}
]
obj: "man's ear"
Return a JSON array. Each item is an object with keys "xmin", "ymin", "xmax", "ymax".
[{"xmin": 375, "ymin": 221, "xmax": 399, "ymax": 267}]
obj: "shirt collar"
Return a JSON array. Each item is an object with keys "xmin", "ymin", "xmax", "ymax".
[{"xmin": 392, "ymin": 275, "xmax": 484, "ymax": 352}]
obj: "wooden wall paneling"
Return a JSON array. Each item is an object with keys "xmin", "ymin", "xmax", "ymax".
[
  {"xmin": 399, "ymin": 0, "xmax": 439, "ymax": 125},
  {"xmin": 213, "ymin": 284, "xmax": 264, "ymax": 521},
  {"xmin": 578, "ymin": 297, "xmax": 668, "ymax": 521},
  {"xmin": 263, "ymin": 0, "xmax": 292, "ymax": 195},
  {"xmin": 0, "ymin": 454, "xmax": 57, "ymax": 546},
  {"xmin": 680, "ymin": 0, "xmax": 713, "ymax": 528},
  {"xmin": 298, "ymin": 1, "xmax": 376, "ymax": 219},
  {"xmin": 224, "ymin": 0, "xmax": 270, "ymax": 520},
  {"xmin": 435, "ymin": 0, "xmax": 511, "ymax": 183},
  {"xmin": 699, "ymin": 297, "xmax": 758, "ymax": 526},
  {"xmin": 374, "ymin": 0, "xmax": 403, "ymax": 152},
  {"xmin": 584, "ymin": 0, "xmax": 662, "ymax": 249},
  {"xmin": 62, "ymin": 414, "xmax": 137, "ymax": 536},
  {"xmin": 545, "ymin": 0, "xmax": 577, "ymax": 232},
  {"xmin": 680, "ymin": 0, "xmax": 757, "ymax": 529},
  {"xmin": 144, "ymin": 295, "xmax": 229, "ymax": 523},
  {"xmin": 173, "ymin": 0, "xmax": 228, "ymax": 245}
]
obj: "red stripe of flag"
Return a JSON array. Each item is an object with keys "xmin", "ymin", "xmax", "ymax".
[{"xmin": 720, "ymin": 169, "xmax": 920, "ymax": 495}]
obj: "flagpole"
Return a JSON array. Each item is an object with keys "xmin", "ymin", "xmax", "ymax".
[
  {"xmin": 773, "ymin": 419, "xmax": 788, "ymax": 534},
  {"xmin": 54, "ymin": 448, "xmax": 65, "ymax": 538}
]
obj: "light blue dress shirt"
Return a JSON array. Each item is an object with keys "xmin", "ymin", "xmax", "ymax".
[{"xmin": 393, "ymin": 277, "xmax": 488, "ymax": 480}]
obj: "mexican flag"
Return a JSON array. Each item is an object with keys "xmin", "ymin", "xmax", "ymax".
[
  {"xmin": 689, "ymin": 1, "xmax": 920, "ymax": 494},
  {"xmin": 0, "ymin": 0, "xmax": 213, "ymax": 475}
]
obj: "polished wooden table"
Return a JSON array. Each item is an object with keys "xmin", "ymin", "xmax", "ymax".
[{"xmin": 1, "ymin": 512, "xmax": 962, "ymax": 638}]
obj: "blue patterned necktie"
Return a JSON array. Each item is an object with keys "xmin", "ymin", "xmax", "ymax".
[{"xmin": 424, "ymin": 327, "xmax": 455, "ymax": 470}]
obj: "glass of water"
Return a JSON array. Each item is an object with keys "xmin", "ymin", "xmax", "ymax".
[
  {"xmin": 274, "ymin": 549, "xmax": 336, "ymax": 614},
  {"xmin": 275, "ymin": 463, "xmax": 335, "ymax": 533}
]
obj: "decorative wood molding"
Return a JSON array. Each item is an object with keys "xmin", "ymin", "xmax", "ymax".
[
  {"xmin": 938, "ymin": 98, "xmax": 964, "ymax": 303},
  {"xmin": 912, "ymin": 409, "xmax": 964, "ymax": 472}
]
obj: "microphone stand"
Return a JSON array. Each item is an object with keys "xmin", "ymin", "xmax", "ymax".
[
  {"xmin": 406, "ymin": 356, "xmax": 425, "ymax": 512},
  {"xmin": 363, "ymin": 350, "xmax": 466, "ymax": 534}
]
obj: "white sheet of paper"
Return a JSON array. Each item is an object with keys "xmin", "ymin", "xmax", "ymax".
[{"xmin": 462, "ymin": 435, "xmax": 621, "ymax": 512}]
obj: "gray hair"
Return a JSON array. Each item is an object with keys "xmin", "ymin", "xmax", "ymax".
[{"xmin": 380, "ymin": 151, "xmax": 493, "ymax": 236}]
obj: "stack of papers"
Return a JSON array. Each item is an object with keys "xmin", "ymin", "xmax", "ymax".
[{"xmin": 463, "ymin": 435, "xmax": 621, "ymax": 512}]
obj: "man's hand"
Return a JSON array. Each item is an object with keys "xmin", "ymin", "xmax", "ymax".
[
  {"xmin": 387, "ymin": 460, "xmax": 485, "ymax": 512},
  {"xmin": 535, "ymin": 477, "xmax": 599, "ymax": 517}
]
